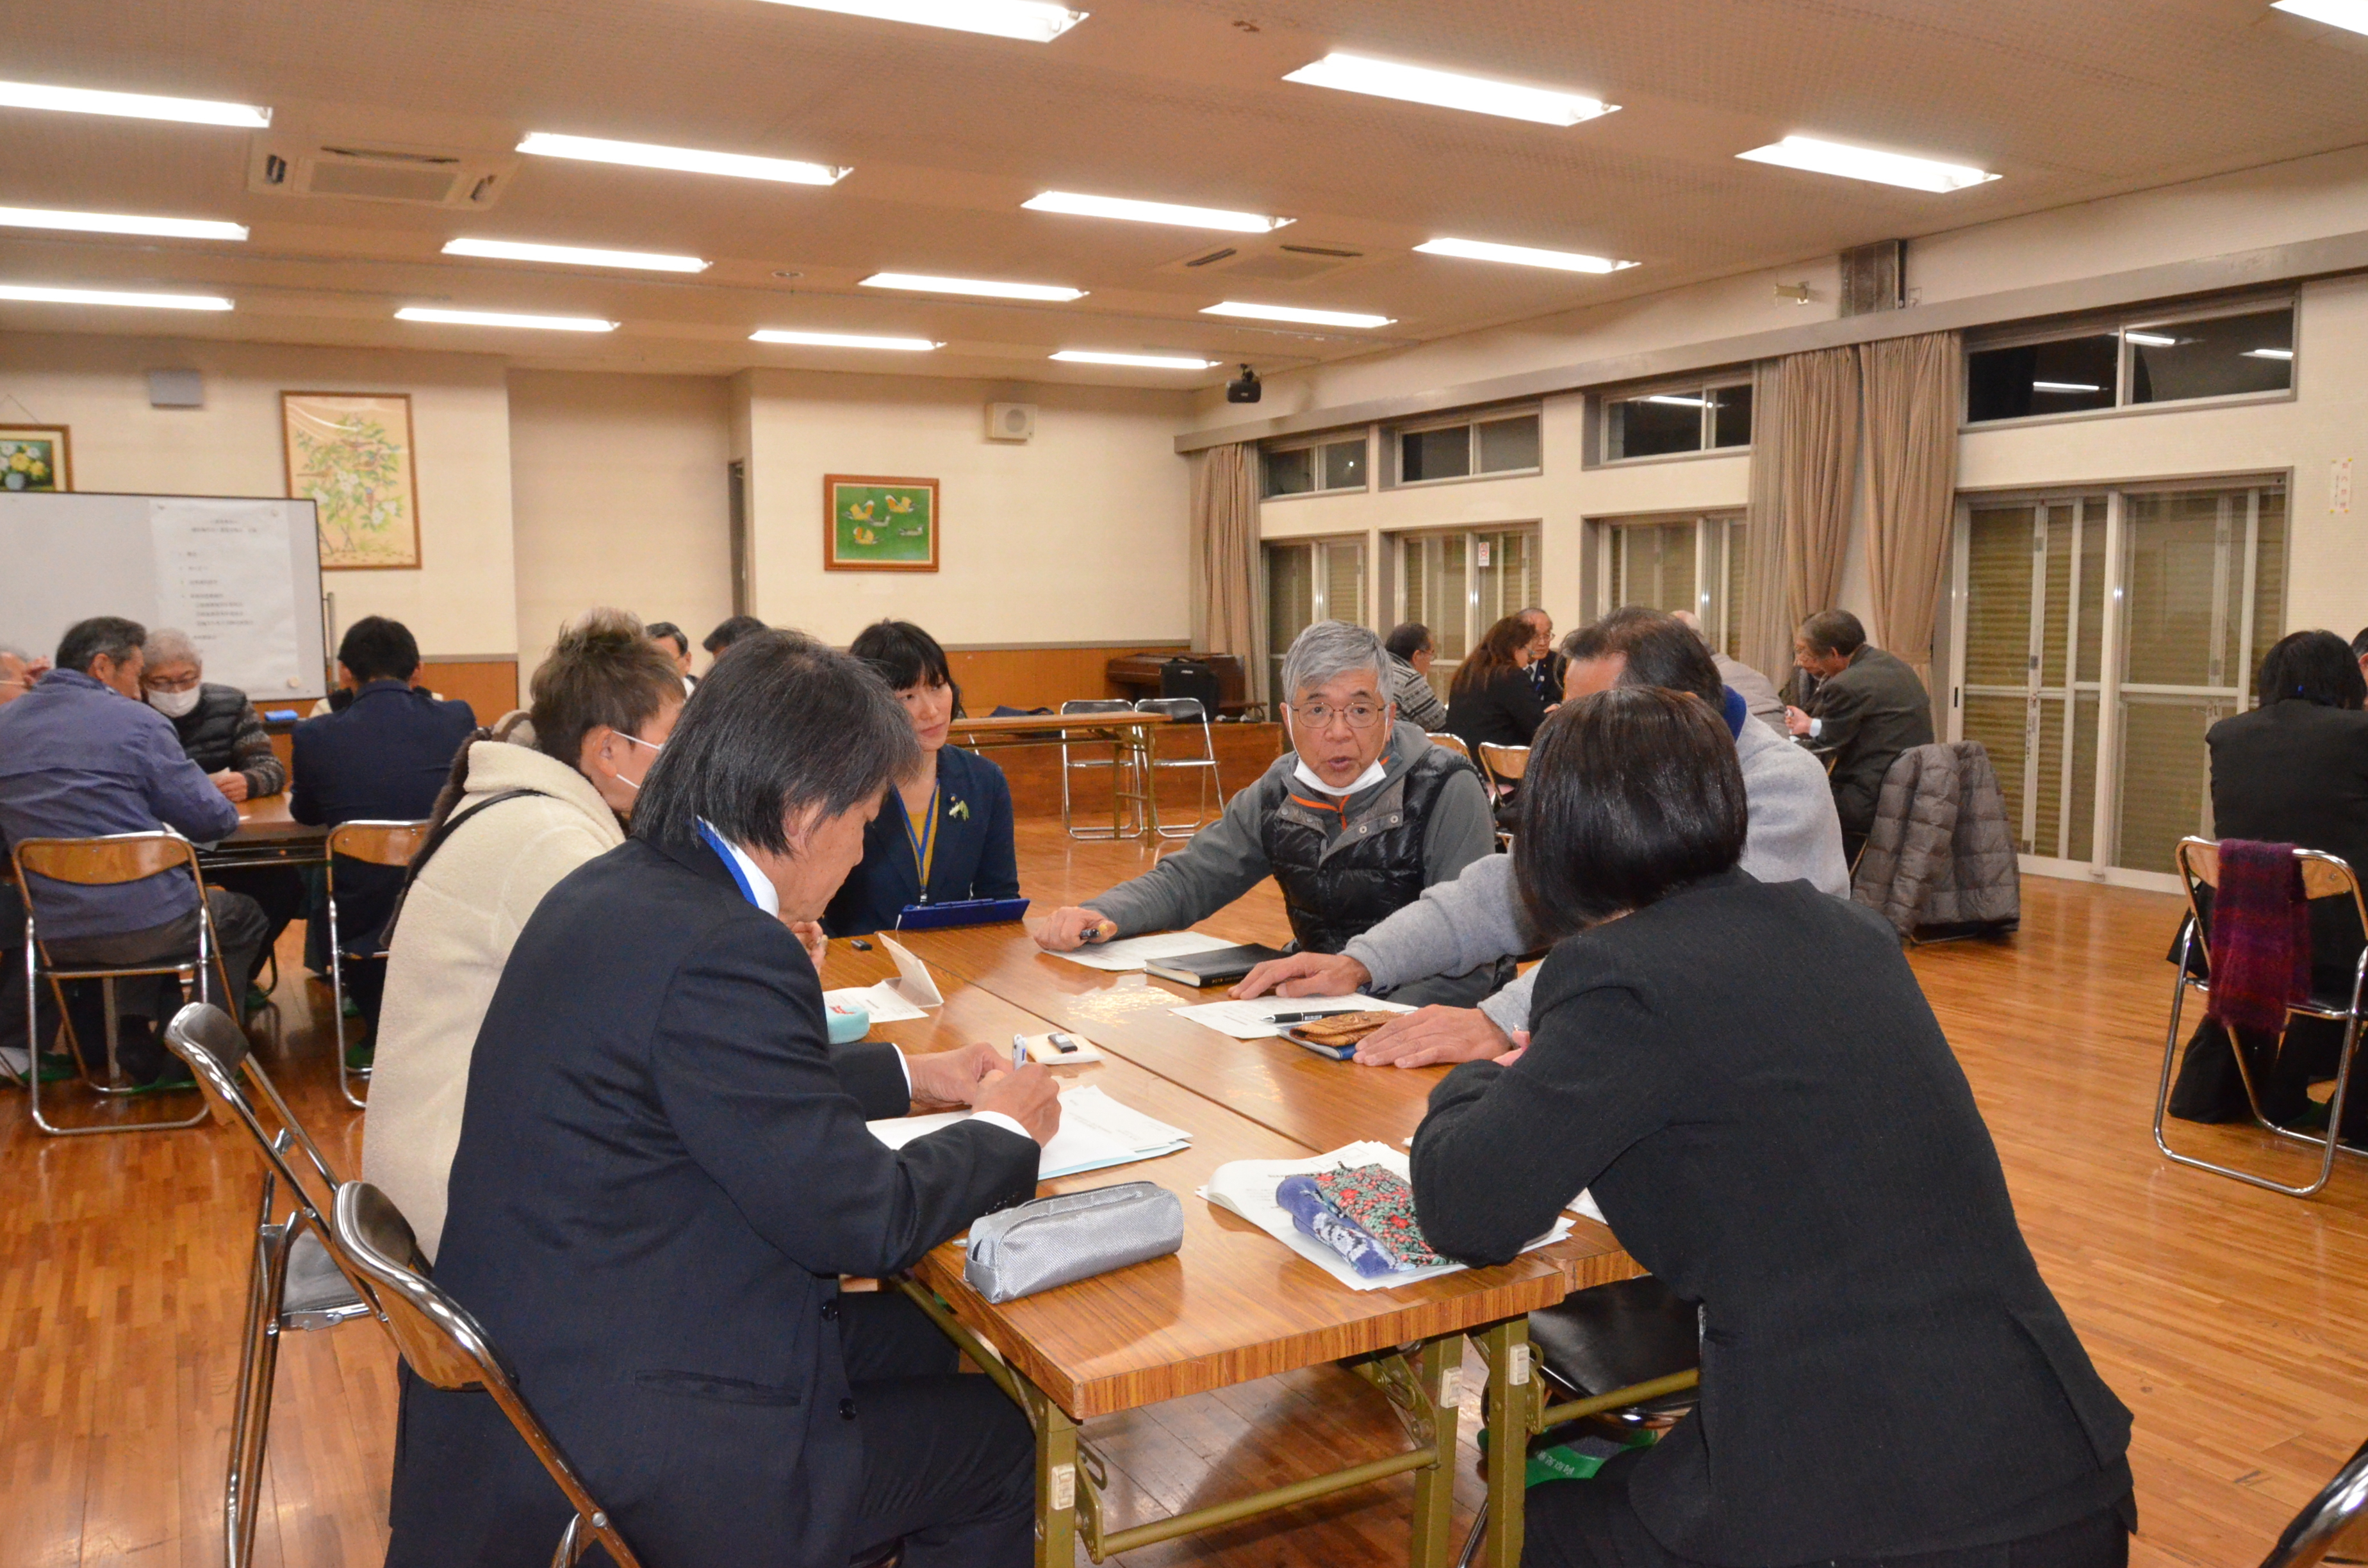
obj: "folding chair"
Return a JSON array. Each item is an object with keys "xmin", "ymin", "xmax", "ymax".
[
  {"xmin": 2260, "ymin": 1432, "xmax": 2368, "ymax": 1565},
  {"xmin": 13, "ymin": 831, "xmax": 226, "ymax": 1136},
  {"xmin": 2153, "ymin": 837, "xmax": 2368, "ymax": 1198},
  {"xmin": 161, "ymin": 1002, "xmax": 375, "ymax": 1568},
  {"xmin": 333, "ymin": 1179, "xmax": 645, "ymax": 1568},
  {"xmin": 1426, "ymin": 732, "xmax": 1475, "ymax": 766},
  {"xmin": 324, "ymin": 819, "xmax": 429, "ymax": 1109},
  {"xmin": 1456, "ymin": 1277, "xmax": 1702, "ymax": 1568},
  {"xmin": 1057, "ymin": 700, "xmax": 1150, "ymax": 841},
  {"xmin": 1134, "ymin": 697, "xmax": 1222, "ymax": 839},
  {"xmin": 1476, "ymin": 744, "xmax": 1530, "ymax": 852}
]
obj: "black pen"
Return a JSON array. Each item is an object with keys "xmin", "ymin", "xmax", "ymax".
[{"xmin": 1269, "ymin": 1009, "xmax": 1354, "ymax": 1025}]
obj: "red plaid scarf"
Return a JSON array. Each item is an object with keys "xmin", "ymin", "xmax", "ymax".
[{"xmin": 2205, "ymin": 839, "xmax": 2313, "ymax": 1034}]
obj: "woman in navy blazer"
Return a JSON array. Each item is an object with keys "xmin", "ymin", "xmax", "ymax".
[{"xmin": 825, "ymin": 621, "xmax": 1021, "ymax": 936}]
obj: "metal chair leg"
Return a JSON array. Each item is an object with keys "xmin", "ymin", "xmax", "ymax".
[
  {"xmin": 329, "ymin": 894, "xmax": 368, "ymax": 1110},
  {"xmin": 226, "ymin": 1213, "xmax": 293, "ymax": 1568},
  {"xmin": 29, "ymin": 970, "xmax": 207, "ymax": 1136}
]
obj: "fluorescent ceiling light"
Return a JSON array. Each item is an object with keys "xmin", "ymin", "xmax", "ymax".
[
  {"xmin": 0, "ymin": 205, "xmax": 246, "ymax": 241},
  {"xmin": 752, "ymin": 0, "xmax": 1085, "ymax": 41},
  {"xmin": 1641, "ymin": 394, "xmax": 1709, "ymax": 407},
  {"xmin": 443, "ymin": 237, "xmax": 707, "ymax": 273},
  {"xmin": 1413, "ymin": 236, "xmax": 1634, "ymax": 274},
  {"xmin": 395, "ymin": 306, "xmax": 616, "ymax": 332},
  {"xmin": 1283, "ymin": 53, "xmax": 1613, "ymax": 126},
  {"xmin": 2273, "ymin": 0, "xmax": 2368, "ymax": 37},
  {"xmin": 1201, "ymin": 300, "xmax": 1393, "ymax": 329},
  {"xmin": 1024, "ymin": 190, "xmax": 1287, "ymax": 234},
  {"xmin": 862, "ymin": 272, "xmax": 1085, "ymax": 302},
  {"xmin": 1736, "ymin": 135, "xmax": 1996, "ymax": 193},
  {"xmin": 1050, "ymin": 350, "xmax": 1217, "ymax": 370},
  {"xmin": 2030, "ymin": 381, "xmax": 2099, "ymax": 393},
  {"xmin": 2124, "ymin": 331, "xmax": 2180, "ymax": 347},
  {"xmin": 0, "ymin": 282, "xmax": 231, "ymax": 310},
  {"xmin": 2245, "ymin": 347, "xmax": 2295, "ymax": 360},
  {"xmin": 517, "ymin": 131, "xmax": 846, "ymax": 186},
  {"xmin": 751, "ymin": 329, "xmax": 941, "ymax": 351},
  {"xmin": 0, "ymin": 79, "xmax": 270, "ymax": 128}
]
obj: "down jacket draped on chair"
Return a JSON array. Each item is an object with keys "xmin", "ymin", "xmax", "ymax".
[{"xmin": 1850, "ymin": 742, "xmax": 2021, "ymax": 938}]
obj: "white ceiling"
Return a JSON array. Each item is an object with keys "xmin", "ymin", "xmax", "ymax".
[{"xmin": 2, "ymin": 0, "xmax": 2365, "ymax": 388}]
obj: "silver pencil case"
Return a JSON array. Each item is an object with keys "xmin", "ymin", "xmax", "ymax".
[{"xmin": 963, "ymin": 1180, "xmax": 1183, "ymax": 1304}]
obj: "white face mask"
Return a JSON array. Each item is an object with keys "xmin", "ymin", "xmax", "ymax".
[
  {"xmin": 147, "ymin": 686, "xmax": 201, "ymax": 719},
  {"xmin": 613, "ymin": 731, "xmax": 663, "ymax": 792}
]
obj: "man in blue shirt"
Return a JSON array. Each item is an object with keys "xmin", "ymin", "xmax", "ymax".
[
  {"xmin": 0, "ymin": 617, "xmax": 271, "ymax": 1086},
  {"xmin": 292, "ymin": 616, "xmax": 477, "ymax": 1060}
]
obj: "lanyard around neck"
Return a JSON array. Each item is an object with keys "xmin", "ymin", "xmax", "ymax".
[{"xmin": 901, "ymin": 782, "xmax": 940, "ymax": 895}]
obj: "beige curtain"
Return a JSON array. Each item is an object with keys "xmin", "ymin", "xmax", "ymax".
[
  {"xmin": 1858, "ymin": 331, "xmax": 1962, "ymax": 699},
  {"xmin": 1742, "ymin": 347, "xmax": 1862, "ymax": 688},
  {"xmin": 1738, "ymin": 358, "xmax": 1793, "ymax": 683},
  {"xmin": 1188, "ymin": 443, "xmax": 1263, "ymax": 704}
]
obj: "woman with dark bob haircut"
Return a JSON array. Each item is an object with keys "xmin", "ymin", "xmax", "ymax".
[
  {"xmin": 1410, "ymin": 687, "xmax": 2134, "ymax": 1568},
  {"xmin": 823, "ymin": 619, "xmax": 1021, "ymax": 936}
]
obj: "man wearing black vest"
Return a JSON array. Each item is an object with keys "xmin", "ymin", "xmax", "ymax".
[
  {"xmin": 1035, "ymin": 621, "xmax": 1498, "ymax": 1005},
  {"xmin": 1784, "ymin": 608, "xmax": 1936, "ymax": 866}
]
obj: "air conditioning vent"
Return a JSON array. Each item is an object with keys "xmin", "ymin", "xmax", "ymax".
[
  {"xmin": 1184, "ymin": 247, "xmax": 1238, "ymax": 268},
  {"xmin": 1158, "ymin": 237, "xmax": 1370, "ymax": 283},
  {"xmin": 247, "ymin": 135, "xmax": 517, "ymax": 209},
  {"xmin": 1279, "ymin": 243, "xmax": 1362, "ymax": 259}
]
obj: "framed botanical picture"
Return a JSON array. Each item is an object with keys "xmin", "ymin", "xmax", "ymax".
[
  {"xmin": 825, "ymin": 473, "xmax": 939, "ymax": 571},
  {"xmin": 283, "ymin": 391, "xmax": 422, "ymax": 570},
  {"xmin": 0, "ymin": 424, "xmax": 70, "ymax": 492}
]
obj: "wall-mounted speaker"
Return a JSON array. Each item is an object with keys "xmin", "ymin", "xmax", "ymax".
[
  {"xmin": 987, "ymin": 402, "xmax": 1037, "ymax": 442},
  {"xmin": 148, "ymin": 368, "xmax": 204, "ymax": 409}
]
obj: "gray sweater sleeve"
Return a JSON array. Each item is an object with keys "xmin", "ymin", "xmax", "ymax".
[
  {"xmin": 1083, "ymin": 776, "xmax": 1277, "ymax": 937},
  {"xmin": 1342, "ymin": 851, "xmax": 1529, "ymax": 993},
  {"xmin": 1735, "ymin": 726, "xmax": 1853, "ymax": 897},
  {"xmin": 1392, "ymin": 658, "xmax": 1450, "ymax": 733}
]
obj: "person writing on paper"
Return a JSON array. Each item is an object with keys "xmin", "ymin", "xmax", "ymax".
[
  {"xmin": 824, "ymin": 619, "xmax": 1019, "ymax": 937},
  {"xmin": 1033, "ymin": 620, "xmax": 1498, "ymax": 1004},
  {"xmin": 1235, "ymin": 609, "xmax": 1848, "ymax": 1066},
  {"xmin": 1410, "ymin": 687, "xmax": 2134, "ymax": 1568},
  {"xmin": 388, "ymin": 628, "xmax": 1057, "ymax": 1568}
]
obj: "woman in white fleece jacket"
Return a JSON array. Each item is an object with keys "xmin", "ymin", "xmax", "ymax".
[{"xmin": 362, "ymin": 609, "xmax": 685, "ymax": 1260}]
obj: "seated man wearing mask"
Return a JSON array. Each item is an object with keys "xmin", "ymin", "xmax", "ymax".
[
  {"xmin": 1237, "ymin": 608, "xmax": 1850, "ymax": 1065},
  {"xmin": 1035, "ymin": 620, "xmax": 1498, "ymax": 1006}
]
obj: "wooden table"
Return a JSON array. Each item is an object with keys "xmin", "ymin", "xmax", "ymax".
[
  {"xmin": 201, "ymin": 794, "xmax": 329, "ymax": 871},
  {"xmin": 822, "ymin": 935, "xmax": 1620, "ymax": 1568},
  {"xmin": 947, "ymin": 712, "xmax": 1169, "ymax": 840}
]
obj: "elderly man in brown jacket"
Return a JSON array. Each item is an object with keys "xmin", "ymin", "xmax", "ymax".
[{"xmin": 1785, "ymin": 609, "xmax": 1936, "ymax": 865}]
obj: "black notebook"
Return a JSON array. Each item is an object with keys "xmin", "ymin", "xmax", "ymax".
[{"xmin": 1142, "ymin": 943, "xmax": 1290, "ymax": 987}]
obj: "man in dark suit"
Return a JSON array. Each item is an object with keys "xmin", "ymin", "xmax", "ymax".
[
  {"xmin": 290, "ymin": 616, "xmax": 477, "ymax": 1056},
  {"xmin": 1783, "ymin": 608, "xmax": 1936, "ymax": 865},
  {"xmin": 1519, "ymin": 605, "xmax": 1565, "ymax": 706},
  {"xmin": 386, "ymin": 630, "xmax": 1058, "ymax": 1568}
]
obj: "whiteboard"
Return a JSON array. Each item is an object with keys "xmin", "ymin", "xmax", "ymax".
[{"xmin": 0, "ymin": 491, "xmax": 327, "ymax": 703}]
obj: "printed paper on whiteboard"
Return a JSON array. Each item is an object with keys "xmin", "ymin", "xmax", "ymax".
[{"xmin": 149, "ymin": 498, "xmax": 302, "ymax": 695}]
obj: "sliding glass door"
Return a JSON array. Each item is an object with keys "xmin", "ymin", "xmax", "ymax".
[
  {"xmin": 1391, "ymin": 525, "xmax": 1542, "ymax": 701},
  {"xmin": 1592, "ymin": 514, "xmax": 1750, "ymax": 658}
]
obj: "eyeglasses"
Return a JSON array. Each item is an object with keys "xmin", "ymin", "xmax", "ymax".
[{"xmin": 1291, "ymin": 701, "xmax": 1388, "ymax": 731}]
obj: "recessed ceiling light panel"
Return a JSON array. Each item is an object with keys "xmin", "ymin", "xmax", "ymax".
[
  {"xmin": 0, "ymin": 79, "xmax": 270, "ymax": 128},
  {"xmin": 0, "ymin": 282, "xmax": 232, "ymax": 310},
  {"xmin": 395, "ymin": 306, "xmax": 616, "ymax": 332},
  {"xmin": 517, "ymin": 131, "xmax": 847, "ymax": 186},
  {"xmin": 751, "ymin": 329, "xmax": 941, "ymax": 350},
  {"xmin": 2272, "ymin": 0, "xmax": 2368, "ymax": 37},
  {"xmin": 443, "ymin": 238, "xmax": 707, "ymax": 273},
  {"xmin": 2123, "ymin": 331, "xmax": 2180, "ymax": 347},
  {"xmin": 1283, "ymin": 53, "xmax": 1613, "ymax": 126},
  {"xmin": 2244, "ymin": 347, "xmax": 2295, "ymax": 360},
  {"xmin": 1413, "ymin": 236, "xmax": 1634, "ymax": 274},
  {"xmin": 2030, "ymin": 381, "xmax": 2100, "ymax": 393},
  {"xmin": 1201, "ymin": 301, "xmax": 1394, "ymax": 329},
  {"xmin": 752, "ymin": 0, "xmax": 1086, "ymax": 42},
  {"xmin": 862, "ymin": 272, "xmax": 1085, "ymax": 302},
  {"xmin": 1051, "ymin": 350, "xmax": 1217, "ymax": 369},
  {"xmin": 1736, "ymin": 135, "xmax": 1996, "ymax": 193},
  {"xmin": 0, "ymin": 206, "xmax": 247, "ymax": 241},
  {"xmin": 1023, "ymin": 190, "xmax": 1287, "ymax": 233}
]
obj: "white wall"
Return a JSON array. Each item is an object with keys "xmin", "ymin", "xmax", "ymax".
[
  {"xmin": 0, "ymin": 331, "xmax": 517, "ymax": 659},
  {"xmin": 507, "ymin": 370, "xmax": 734, "ymax": 690},
  {"xmin": 736, "ymin": 370, "xmax": 1194, "ymax": 645}
]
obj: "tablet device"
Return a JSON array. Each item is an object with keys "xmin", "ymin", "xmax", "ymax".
[{"xmin": 894, "ymin": 897, "xmax": 1032, "ymax": 931}]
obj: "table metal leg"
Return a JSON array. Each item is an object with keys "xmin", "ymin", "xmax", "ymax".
[
  {"xmin": 1408, "ymin": 1335, "xmax": 1461, "ymax": 1568},
  {"xmin": 1475, "ymin": 1318, "xmax": 1538, "ymax": 1568},
  {"xmin": 1022, "ymin": 1375, "xmax": 1080, "ymax": 1568}
]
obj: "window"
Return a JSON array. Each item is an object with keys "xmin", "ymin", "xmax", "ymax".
[
  {"xmin": 1263, "ymin": 535, "xmax": 1367, "ymax": 696},
  {"xmin": 1392, "ymin": 409, "xmax": 1542, "ymax": 486},
  {"xmin": 1388, "ymin": 525, "xmax": 1542, "ymax": 703},
  {"xmin": 1262, "ymin": 435, "xmax": 1369, "ymax": 499},
  {"xmin": 1592, "ymin": 514, "xmax": 1750, "ymax": 658},
  {"xmin": 1601, "ymin": 380, "xmax": 1752, "ymax": 462},
  {"xmin": 1964, "ymin": 299, "xmax": 2294, "ymax": 425}
]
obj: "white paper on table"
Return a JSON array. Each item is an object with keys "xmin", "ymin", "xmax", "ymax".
[
  {"xmin": 148, "ymin": 498, "xmax": 302, "ymax": 698},
  {"xmin": 1170, "ymin": 995, "xmax": 1415, "ymax": 1041},
  {"xmin": 868, "ymin": 1085, "xmax": 1192, "ymax": 1180},
  {"xmin": 877, "ymin": 935, "xmax": 943, "ymax": 1006},
  {"xmin": 823, "ymin": 983, "xmax": 929, "ymax": 1024},
  {"xmin": 1049, "ymin": 930, "xmax": 1238, "ymax": 974},
  {"xmin": 1200, "ymin": 1141, "xmax": 1575, "ymax": 1292}
]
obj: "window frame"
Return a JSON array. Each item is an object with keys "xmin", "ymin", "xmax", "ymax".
[
  {"xmin": 1384, "ymin": 405, "xmax": 1544, "ymax": 490},
  {"xmin": 1584, "ymin": 511, "xmax": 1752, "ymax": 658},
  {"xmin": 1259, "ymin": 430, "xmax": 1374, "ymax": 502},
  {"xmin": 1381, "ymin": 521, "xmax": 1545, "ymax": 701},
  {"xmin": 1961, "ymin": 293, "xmax": 2298, "ymax": 432},
  {"xmin": 1262, "ymin": 532, "xmax": 1371, "ymax": 699},
  {"xmin": 1593, "ymin": 374, "xmax": 1754, "ymax": 468}
]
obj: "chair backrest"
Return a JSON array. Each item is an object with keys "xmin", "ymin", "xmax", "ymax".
[
  {"xmin": 1156, "ymin": 657, "xmax": 1224, "ymax": 715},
  {"xmin": 163, "ymin": 1002, "xmax": 343, "ymax": 1206},
  {"xmin": 2176, "ymin": 838, "xmax": 2368, "ymax": 965},
  {"xmin": 1477, "ymin": 742, "xmax": 1529, "ymax": 783},
  {"xmin": 13, "ymin": 831, "xmax": 201, "ymax": 888},
  {"xmin": 1059, "ymin": 699, "xmax": 1134, "ymax": 716},
  {"xmin": 326, "ymin": 819, "xmax": 431, "ymax": 869},
  {"xmin": 2260, "ymin": 1434, "xmax": 2368, "ymax": 1567},
  {"xmin": 1135, "ymin": 696, "xmax": 1206, "ymax": 724},
  {"xmin": 1426, "ymin": 732, "xmax": 1474, "ymax": 765}
]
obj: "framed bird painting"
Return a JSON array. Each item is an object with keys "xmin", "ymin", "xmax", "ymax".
[{"xmin": 824, "ymin": 473, "xmax": 939, "ymax": 571}]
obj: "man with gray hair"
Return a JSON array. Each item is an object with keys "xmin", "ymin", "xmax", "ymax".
[
  {"xmin": 139, "ymin": 626, "xmax": 286, "ymax": 802},
  {"xmin": 1035, "ymin": 620, "xmax": 1499, "ymax": 1004}
]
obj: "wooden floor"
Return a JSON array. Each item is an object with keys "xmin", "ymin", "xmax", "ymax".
[{"xmin": 6, "ymin": 826, "xmax": 2365, "ymax": 1567}]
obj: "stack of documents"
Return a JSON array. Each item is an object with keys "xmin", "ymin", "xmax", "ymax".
[
  {"xmin": 869, "ymin": 1085, "xmax": 1192, "ymax": 1179},
  {"xmin": 1203, "ymin": 1142, "xmax": 1579, "ymax": 1292},
  {"xmin": 825, "ymin": 935, "xmax": 944, "ymax": 1024},
  {"xmin": 1171, "ymin": 995, "xmax": 1414, "ymax": 1040},
  {"xmin": 1047, "ymin": 931, "xmax": 1240, "ymax": 974}
]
